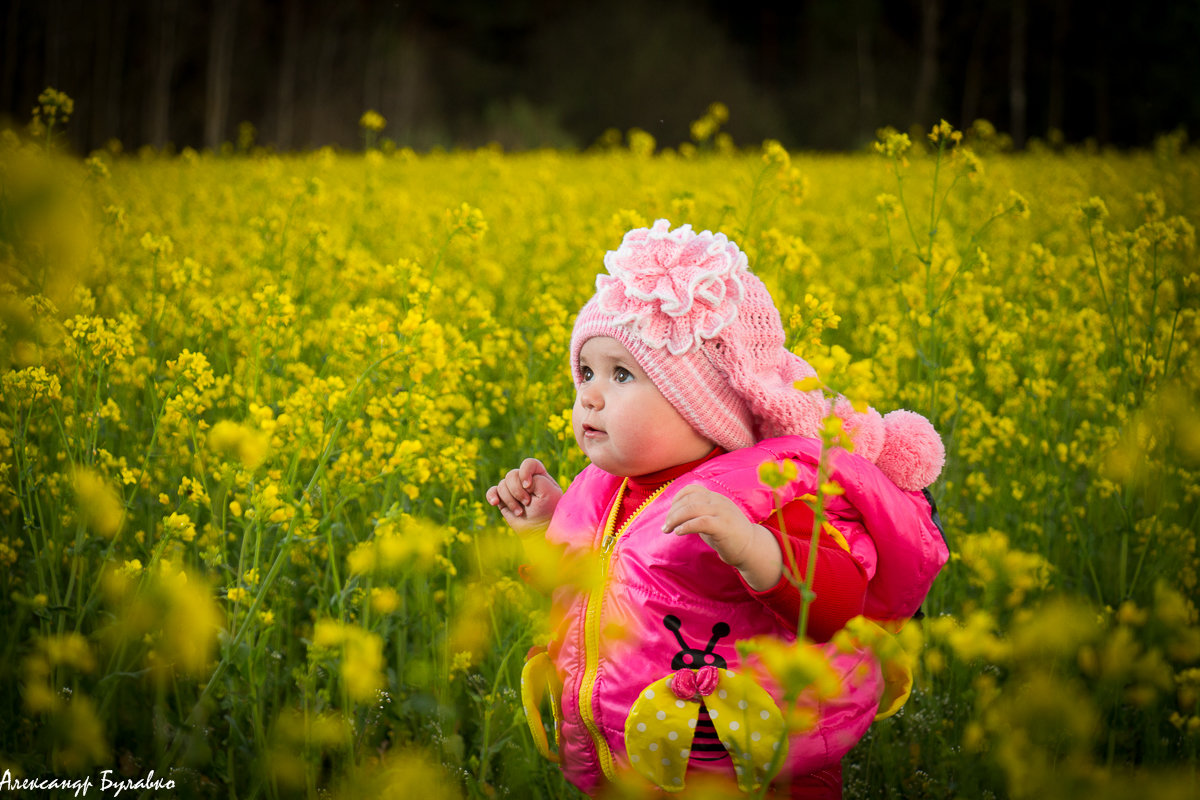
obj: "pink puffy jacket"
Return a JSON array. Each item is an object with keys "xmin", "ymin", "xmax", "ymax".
[{"xmin": 525, "ymin": 436, "xmax": 948, "ymax": 795}]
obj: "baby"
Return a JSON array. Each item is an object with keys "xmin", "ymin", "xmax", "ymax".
[{"xmin": 487, "ymin": 220, "xmax": 948, "ymax": 798}]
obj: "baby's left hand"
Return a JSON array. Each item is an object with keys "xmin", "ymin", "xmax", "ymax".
[
  {"xmin": 664, "ymin": 486, "xmax": 783, "ymax": 590},
  {"xmin": 663, "ymin": 485, "xmax": 764, "ymax": 572}
]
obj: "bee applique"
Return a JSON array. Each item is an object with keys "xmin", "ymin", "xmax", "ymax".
[{"xmin": 623, "ymin": 615, "xmax": 787, "ymax": 793}]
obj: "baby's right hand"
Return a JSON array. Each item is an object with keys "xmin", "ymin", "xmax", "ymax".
[{"xmin": 485, "ymin": 458, "xmax": 563, "ymax": 535}]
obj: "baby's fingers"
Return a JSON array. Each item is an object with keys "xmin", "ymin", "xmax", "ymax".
[
  {"xmin": 518, "ymin": 458, "xmax": 549, "ymax": 490},
  {"xmin": 494, "ymin": 480, "xmax": 528, "ymax": 516},
  {"xmin": 662, "ymin": 499, "xmax": 706, "ymax": 534},
  {"xmin": 664, "ymin": 514, "xmax": 718, "ymax": 537},
  {"xmin": 662, "ymin": 486, "xmax": 715, "ymax": 532},
  {"xmin": 501, "ymin": 468, "xmax": 533, "ymax": 504}
]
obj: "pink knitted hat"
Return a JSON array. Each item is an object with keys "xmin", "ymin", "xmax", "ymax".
[{"xmin": 570, "ymin": 220, "xmax": 944, "ymax": 491}]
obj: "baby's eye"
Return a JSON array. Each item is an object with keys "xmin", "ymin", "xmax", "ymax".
[
  {"xmin": 580, "ymin": 366, "xmax": 594, "ymax": 382},
  {"xmin": 614, "ymin": 367, "xmax": 633, "ymax": 383}
]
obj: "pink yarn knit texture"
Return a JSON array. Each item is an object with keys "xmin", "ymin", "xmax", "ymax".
[
  {"xmin": 875, "ymin": 410, "xmax": 946, "ymax": 491},
  {"xmin": 596, "ymin": 220, "xmax": 747, "ymax": 355},
  {"xmin": 570, "ymin": 219, "xmax": 945, "ymax": 490},
  {"xmin": 834, "ymin": 398, "xmax": 885, "ymax": 464}
]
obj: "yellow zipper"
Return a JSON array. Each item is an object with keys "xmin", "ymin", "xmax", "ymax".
[{"xmin": 578, "ymin": 478, "xmax": 674, "ymax": 780}]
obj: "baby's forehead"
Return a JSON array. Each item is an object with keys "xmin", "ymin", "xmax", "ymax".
[{"xmin": 578, "ymin": 336, "xmax": 636, "ymax": 363}]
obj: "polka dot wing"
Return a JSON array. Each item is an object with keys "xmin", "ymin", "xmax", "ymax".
[{"xmin": 623, "ymin": 668, "xmax": 787, "ymax": 793}]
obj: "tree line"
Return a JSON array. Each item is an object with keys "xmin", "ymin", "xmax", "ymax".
[{"xmin": 3, "ymin": 0, "xmax": 1196, "ymax": 153}]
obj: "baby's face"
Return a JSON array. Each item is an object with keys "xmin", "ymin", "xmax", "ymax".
[{"xmin": 572, "ymin": 337, "xmax": 713, "ymax": 477}]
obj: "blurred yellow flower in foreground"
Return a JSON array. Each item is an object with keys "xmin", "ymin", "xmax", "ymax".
[
  {"xmin": 207, "ymin": 419, "xmax": 269, "ymax": 469},
  {"xmin": 73, "ymin": 467, "xmax": 123, "ymax": 538},
  {"xmin": 310, "ymin": 620, "xmax": 386, "ymax": 703},
  {"xmin": 334, "ymin": 750, "xmax": 462, "ymax": 800}
]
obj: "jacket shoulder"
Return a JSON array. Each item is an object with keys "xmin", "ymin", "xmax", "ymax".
[
  {"xmin": 547, "ymin": 465, "xmax": 622, "ymax": 546},
  {"xmin": 686, "ymin": 436, "xmax": 823, "ymax": 522}
]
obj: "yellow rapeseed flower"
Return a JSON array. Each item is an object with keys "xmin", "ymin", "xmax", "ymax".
[
  {"xmin": 312, "ymin": 619, "xmax": 347, "ymax": 649},
  {"xmin": 34, "ymin": 86, "xmax": 74, "ymax": 123},
  {"xmin": 158, "ymin": 569, "xmax": 224, "ymax": 678},
  {"xmin": 627, "ymin": 128, "xmax": 656, "ymax": 158},
  {"xmin": 762, "ymin": 139, "xmax": 790, "ymax": 169},
  {"xmin": 370, "ymin": 586, "xmax": 401, "ymax": 614},
  {"xmin": 207, "ymin": 419, "xmax": 269, "ymax": 469},
  {"xmin": 333, "ymin": 749, "xmax": 463, "ymax": 799},
  {"xmin": 359, "ymin": 110, "xmax": 386, "ymax": 133},
  {"xmin": 72, "ymin": 468, "xmax": 124, "ymax": 538},
  {"xmin": 874, "ymin": 128, "xmax": 911, "ymax": 159},
  {"xmin": 50, "ymin": 695, "xmax": 110, "ymax": 773},
  {"xmin": 927, "ymin": 119, "xmax": 963, "ymax": 147},
  {"xmin": 38, "ymin": 633, "xmax": 96, "ymax": 672},
  {"xmin": 1, "ymin": 366, "xmax": 62, "ymax": 402},
  {"xmin": 757, "ymin": 458, "xmax": 799, "ymax": 489},
  {"xmin": 310, "ymin": 620, "xmax": 385, "ymax": 703},
  {"xmin": 739, "ymin": 636, "xmax": 843, "ymax": 703},
  {"xmin": 163, "ymin": 511, "xmax": 197, "ymax": 542}
]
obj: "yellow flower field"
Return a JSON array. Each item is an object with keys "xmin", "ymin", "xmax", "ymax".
[{"xmin": 1, "ymin": 104, "xmax": 1198, "ymax": 798}]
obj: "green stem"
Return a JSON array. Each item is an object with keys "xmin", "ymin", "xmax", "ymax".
[
  {"xmin": 932, "ymin": 171, "xmax": 963, "ymax": 242},
  {"xmin": 148, "ymin": 252, "xmax": 161, "ymax": 350},
  {"xmin": 1139, "ymin": 241, "xmax": 1161, "ymax": 399},
  {"xmin": 152, "ymin": 417, "xmax": 344, "ymax": 779},
  {"xmin": 11, "ymin": 405, "xmax": 53, "ymax": 597},
  {"xmin": 1086, "ymin": 225, "xmax": 1125, "ymax": 370},
  {"xmin": 1125, "ymin": 515, "xmax": 1154, "ymax": 601},
  {"xmin": 477, "ymin": 636, "xmax": 521, "ymax": 787},
  {"xmin": 932, "ymin": 207, "xmax": 1009, "ymax": 312},
  {"xmin": 884, "ymin": 215, "xmax": 902, "ymax": 282},
  {"xmin": 1160, "ymin": 306, "xmax": 1182, "ymax": 380},
  {"xmin": 926, "ymin": 142, "xmax": 944, "ymax": 265},
  {"xmin": 325, "ymin": 519, "xmax": 344, "ymax": 620},
  {"xmin": 60, "ymin": 518, "xmax": 89, "ymax": 625},
  {"xmin": 739, "ymin": 160, "xmax": 775, "ymax": 243},
  {"xmin": 893, "ymin": 161, "xmax": 923, "ymax": 260},
  {"xmin": 84, "ymin": 362, "xmax": 107, "ymax": 466},
  {"xmin": 797, "ymin": 445, "xmax": 831, "ymax": 641},
  {"xmin": 152, "ymin": 348, "xmax": 399, "ymax": 778},
  {"xmin": 1117, "ymin": 529, "xmax": 1129, "ymax": 601}
]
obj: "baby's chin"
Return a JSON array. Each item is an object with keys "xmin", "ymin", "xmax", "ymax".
[{"xmin": 582, "ymin": 449, "xmax": 679, "ymax": 478}]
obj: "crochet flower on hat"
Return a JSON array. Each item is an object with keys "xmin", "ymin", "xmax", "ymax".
[{"xmin": 594, "ymin": 219, "xmax": 748, "ymax": 355}]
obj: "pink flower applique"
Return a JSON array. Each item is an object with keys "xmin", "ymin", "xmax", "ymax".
[
  {"xmin": 595, "ymin": 219, "xmax": 748, "ymax": 355},
  {"xmin": 669, "ymin": 665, "xmax": 721, "ymax": 701}
]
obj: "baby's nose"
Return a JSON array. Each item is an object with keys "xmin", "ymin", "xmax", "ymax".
[{"xmin": 578, "ymin": 384, "xmax": 603, "ymax": 409}]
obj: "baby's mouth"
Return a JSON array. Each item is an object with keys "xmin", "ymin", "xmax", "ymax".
[{"xmin": 582, "ymin": 423, "xmax": 606, "ymax": 437}]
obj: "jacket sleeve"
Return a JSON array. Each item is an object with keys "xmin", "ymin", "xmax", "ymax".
[
  {"xmin": 828, "ymin": 450, "xmax": 950, "ymax": 621},
  {"xmin": 741, "ymin": 498, "xmax": 868, "ymax": 642}
]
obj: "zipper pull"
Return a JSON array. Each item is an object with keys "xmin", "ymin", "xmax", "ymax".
[{"xmin": 601, "ymin": 533, "xmax": 617, "ymax": 553}]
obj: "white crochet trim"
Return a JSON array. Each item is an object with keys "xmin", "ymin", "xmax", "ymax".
[{"xmin": 596, "ymin": 219, "xmax": 748, "ymax": 355}]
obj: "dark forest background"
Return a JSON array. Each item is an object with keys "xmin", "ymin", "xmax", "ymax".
[{"xmin": 4, "ymin": 0, "xmax": 1199, "ymax": 154}]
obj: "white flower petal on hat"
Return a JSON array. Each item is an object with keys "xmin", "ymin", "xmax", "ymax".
[{"xmin": 594, "ymin": 220, "xmax": 750, "ymax": 355}]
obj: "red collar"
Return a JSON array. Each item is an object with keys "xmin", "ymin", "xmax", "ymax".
[
  {"xmin": 616, "ymin": 447, "xmax": 725, "ymax": 529},
  {"xmin": 626, "ymin": 447, "xmax": 724, "ymax": 491}
]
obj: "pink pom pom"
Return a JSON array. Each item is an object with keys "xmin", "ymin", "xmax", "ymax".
[
  {"xmin": 834, "ymin": 398, "xmax": 884, "ymax": 463},
  {"xmin": 875, "ymin": 409, "xmax": 945, "ymax": 491}
]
